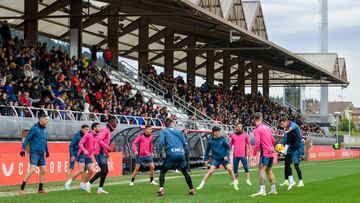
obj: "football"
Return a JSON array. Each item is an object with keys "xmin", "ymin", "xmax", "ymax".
[{"xmin": 275, "ymin": 144, "xmax": 284, "ymax": 153}]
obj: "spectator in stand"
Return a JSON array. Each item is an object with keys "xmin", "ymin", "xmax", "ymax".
[
  {"xmin": 3, "ymin": 80, "xmax": 16, "ymax": 101},
  {"xmin": 19, "ymin": 91, "xmax": 31, "ymax": 107},
  {"xmin": 91, "ymin": 44, "xmax": 100, "ymax": 63},
  {"xmin": 0, "ymin": 21, "xmax": 11, "ymax": 48},
  {"xmin": 103, "ymin": 47, "xmax": 112, "ymax": 66}
]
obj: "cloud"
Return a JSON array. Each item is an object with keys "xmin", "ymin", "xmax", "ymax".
[
  {"xmin": 261, "ymin": 0, "xmax": 360, "ymax": 106},
  {"xmin": 261, "ymin": 0, "xmax": 360, "ymax": 36}
]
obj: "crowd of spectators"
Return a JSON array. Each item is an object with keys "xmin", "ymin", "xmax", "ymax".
[
  {"xmin": 0, "ymin": 21, "xmax": 322, "ymax": 133},
  {"xmin": 142, "ymin": 65, "xmax": 323, "ymax": 133},
  {"xmin": 0, "ymin": 31, "xmax": 172, "ymax": 124}
]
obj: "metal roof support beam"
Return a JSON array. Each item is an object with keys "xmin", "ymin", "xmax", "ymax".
[
  {"xmin": 173, "ymin": 44, "xmax": 215, "ymax": 67},
  {"xmin": 24, "ymin": 0, "xmax": 38, "ymax": 44},
  {"xmin": 69, "ymin": 0, "xmax": 82, "ymax": 58},
  {"xmin": 18, "ymin": 0, "xmax": 70, "ymax": 28},
  {"xmin": 99, "ymin": 18, "xmax": 141, "ymax": 46},
  {"xmin": 223, "ymin": 52, "xmax": 231, "ymax": 90},
  {"xmin": 58, "ymin": 4, "xmax": 115, "ymax": 40},
  {"xmin": 149, "ymin": 37, "xmax": 194, "ymax": 62},
  {"xmin": 138, "ymin": 18, "xmax": 149, "ymax": 72},
  {"xmin": 122, "ymin": 28, "xmax": 167, "ymax": 56},
  {"xmin": 214, "ymin": 57, "xmax": 240, "ymax": 74},
  {"xmin": 196, "ymin": 51, "xmax": 227, "ymax": 71},
  {"xmin": 251, "ymin": 64, "xmax": 258, "ymax": 95},
  {"xmin": 237, "ymin": 60, "xmax": 246, "ymax": 94},
  {"xmin": 187, "ymin": 38, "xmax": 196, "ymax": 84},
  {"xmin": 206, "ymin": 50, "xmax": 215, "ymax": 86},
  {"xmin": 164, "ymin": 29, "xmax": 175, "ymax": 77},
  {"xmin": 263, "ymin": 66, "xmax": 269, "ymax": 99},
  {"xmin": 108, "ymin": 7, "xmax": 119, "ymax": 66}
]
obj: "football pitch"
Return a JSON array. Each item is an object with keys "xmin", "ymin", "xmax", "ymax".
[{"xmin": 1, "ymin": 158, "xmax": 359, "ymax": 203}]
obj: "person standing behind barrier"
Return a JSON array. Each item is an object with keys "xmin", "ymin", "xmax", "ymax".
[
  {"xmin": 89, "ymin": 116, "xmax": 117, "ymax": 194},
  {"xmin": 19, "ymin": 112, "xmax": 50, "ymax": 194}
]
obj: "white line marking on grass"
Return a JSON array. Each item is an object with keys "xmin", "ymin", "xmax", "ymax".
[{"xmin": 0, "ymin": 159, "xmax": 358, "ymax": 197}]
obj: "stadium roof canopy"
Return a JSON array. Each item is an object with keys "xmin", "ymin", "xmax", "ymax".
[{"xmin": 0, "ymin": 0, "xmax": 349, "ymax": 87}]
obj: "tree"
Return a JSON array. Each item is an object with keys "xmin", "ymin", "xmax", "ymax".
[{"xmin": 340, "ymin": 118, "xmax": 355, "ymax": 132}]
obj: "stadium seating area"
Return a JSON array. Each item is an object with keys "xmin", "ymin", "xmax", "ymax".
[
  {"xmin": 142, "ymin": 65, "xmax": 322, "ymax": 133},
  {"xmin": 0, "ymin": 35, "xmax": 321, "ymax": 133},
  {"xmin": 0, "ymin": 36, "xmax": 172, "ymax": 124}
]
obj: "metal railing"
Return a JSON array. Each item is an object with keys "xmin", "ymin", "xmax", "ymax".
[
  {"xmin": 119, "ymin": 61, "xmax": 215, "ymax": 121},
  {"xmin": 0, "ymin": 105, "xmax": 235, "ymax": 135},
  {"xmin": 0, "ymin": 105, "xmax": 329, "ymax": 142},
  {"xmin": 114, "ymin": 61, "xmax": 191, "ymax": 121},
  {"xmin": 283, "ymin": 101, "xmax": 321, "ymax": 129}
]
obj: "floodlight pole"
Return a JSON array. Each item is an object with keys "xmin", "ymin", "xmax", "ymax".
[
  {"xmin": 346, "ymin": 110, "xmax": 353, "ymax": 150},
  {"xmin": 334, "ymin": 112, "xmax": 340, "ymax": 145}
]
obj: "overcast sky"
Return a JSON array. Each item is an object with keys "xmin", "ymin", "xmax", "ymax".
[
  {"xmin": 261, "ymin": 0, "xmax": 360, "ymax": 106},
  {"xmin": 121, "ymin": 0, "xmax": 360, "ymax": 106}
]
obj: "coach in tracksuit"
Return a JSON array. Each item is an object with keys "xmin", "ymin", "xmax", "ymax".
[
  {"xmin": 157, "ymin": 118, "xmax": 195, "ymax": 196},
  {"xmin": 19, "ymin": 113, "xmax": 49, "ymax": 194}
]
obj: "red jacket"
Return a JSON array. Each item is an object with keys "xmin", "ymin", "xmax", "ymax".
[
  {"xmin": 20, "ymin": 95, "xmax": 30, "ymax": 107},
  {"xmin": 105, "ymin": 50, "xmax": 112, "ymax": 60}
]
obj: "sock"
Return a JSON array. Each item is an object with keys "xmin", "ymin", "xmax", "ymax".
[
  {"xmin": 289, "ymin": 175, "xmax": 294, "ymax": 183},
  {"xmin": 150, "ymin": 177, "xmax": 154, "ymax": 182},
  {"xmin": 159, "ymin": 187, "xmax": 164, "ymax": 191},
  {"xmin": 131, "ymin": 177, "xmax": 135, "ymax": 182},
  {"xmin": 283, "ymin": 145, "xmax": 289, "ymax": 153},
  {"xmin": 233, "ymin": 179, "xmax": 238, "ymax": 184},
  {"xmin": 200, "ymin": 180, "xmax": 206, "ymax": 187},
  {"xmin": 98, "ymin": 187, "xmax": 103, "ymax": 191},
  {"xmin": 271, "ymin": 184, "xmax": 276, "ymax": 192},
  {"xmin": 39, "ymin": 183, "xmax": 44, "ymax": 191},
  {"xmin": 68, "ymin": 179, "xmax": 72, "ymax": 184},
  {"xmin": 20, "ymin": 181, "xmax": 26, "ymax": 190},
  {"xmin": 260, "ymin": 185, "xmax": 266, "ymax": 193}
]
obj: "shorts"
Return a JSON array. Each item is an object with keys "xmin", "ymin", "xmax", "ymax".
[
  {"xmin": 95, "ymin": 154, "xmax": 108, "ymax": 166},
  {"xmin": 78, "ymin": 155, "xmax": 93, "ymax": 165},
  {"xmin": 30, "ymin": 152, "xmax": 46, "ymax": 166},
  {"xmin": 136, "ymin": 156, "xmax": 154, "ymax": 164},
  {"xmin": 259, "ymin": 156, "xmax": 274, "ymax": 168},
  {"xmin": 233, "ymin": 157, "xmax": 249, "ymax": 173},
  {"xmin": 289, "ymin": 150, "xmax": 301, "ymax": 165},
  {"xmin": 163, "ymin": 155, "xmax": 186, "ymax": 169},
  {"xmin": 211, "ymin": 159, "xmax": 230, "ymax": 168},
  {"xmin": 69, "ymin": 155, "xmax": 78, "ymax": 170}
]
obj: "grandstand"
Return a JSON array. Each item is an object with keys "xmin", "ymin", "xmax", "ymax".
[{"xmin": 0, "ymin": 0, "xmax": 349, "ymax": 175}]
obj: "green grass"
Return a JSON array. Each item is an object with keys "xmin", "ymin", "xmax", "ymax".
[
  {"xmin": 329, "ymin": 130, "xmax": 360, "ymax": 136},
  {"xmin": 1, "ymin": 159, "xmax": 360, "ymax": 203}
]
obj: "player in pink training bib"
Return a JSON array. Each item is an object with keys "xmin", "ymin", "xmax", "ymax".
[
  {"xmin": 251, "ymin": 112, "xmax": 277, "ymax": 197},
  {"xmin": 230, "ymin": 122, "xmax": 252, "ymax": 186}
]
